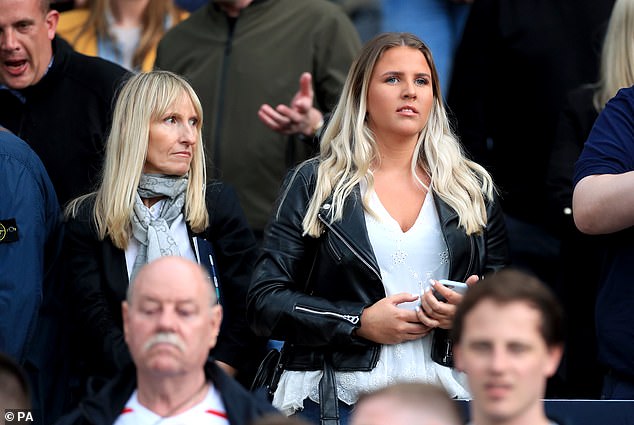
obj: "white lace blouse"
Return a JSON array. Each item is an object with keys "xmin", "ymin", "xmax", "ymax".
[{"xmin": 273, "ymin": 184, "xmax": 470, "ymax": 415}]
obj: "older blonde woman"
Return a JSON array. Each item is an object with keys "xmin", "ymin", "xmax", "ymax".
[{"xmin": 65, "ymin": 70, "xmax": 264, "ymax": 395}]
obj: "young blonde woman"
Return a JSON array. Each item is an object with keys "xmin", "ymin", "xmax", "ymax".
[
  {"xmin": 56, "ymin": 0, "xmax": 187, "ymax": 71},
  {"xmin": 247, "ymin": 32, "xmax": 509, "ymax": 425}
]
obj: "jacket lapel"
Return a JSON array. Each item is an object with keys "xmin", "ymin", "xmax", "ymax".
[
  {"xmin": 103, "ymin": 239, "xmax": 129, "ymax": 301},
  {"xmin": 320, "ymin": 185, "xmax": 381, "ymax": 277}
]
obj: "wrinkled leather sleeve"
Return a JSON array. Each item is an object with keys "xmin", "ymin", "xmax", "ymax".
[
  {"xmin": 483, "ymin": 190, "xmax": 510, "ymax": 274},
  {"xmin": 247, "ymin": 162, "xmax": 366, "ymax": 348}
]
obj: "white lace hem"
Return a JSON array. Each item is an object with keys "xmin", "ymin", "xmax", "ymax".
[{"xmin": 272, "ymin": 337, "xmax": 470, "ymax": 415}]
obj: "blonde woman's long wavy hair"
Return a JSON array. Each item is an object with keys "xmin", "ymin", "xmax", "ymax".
[
  {"xmin": 73, "ymin": 0, "xmax": 180, "ymax": 70},
  {"xmin": 593, "ymin": 0, "xmax": 634, "ymax": 111},
  {"xmin": 302, "ymin": 32, "xmax": 495, "ymax": 238},
  {"xmin": 66, "ymin": 70, "xmax": 208, "ymax": 249}
]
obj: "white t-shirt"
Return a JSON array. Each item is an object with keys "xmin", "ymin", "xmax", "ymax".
[{"xmin": 114, "ymin": 385, "xmax": 229, "ymax": 425}]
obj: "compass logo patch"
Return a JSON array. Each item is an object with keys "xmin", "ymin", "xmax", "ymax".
[{"xmin": 0, "ymin": 219, "xmax": 19, "ymax": 243}]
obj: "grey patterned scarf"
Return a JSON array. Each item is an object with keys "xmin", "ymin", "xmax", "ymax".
[{"xmin": 130, "ymin": 174, "xmax": 188, "ymax": 280}]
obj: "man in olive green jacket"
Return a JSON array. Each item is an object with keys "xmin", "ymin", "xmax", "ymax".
[{"xmin": 155, "ymin": 0, "xmax": 361, "ymax": 237}]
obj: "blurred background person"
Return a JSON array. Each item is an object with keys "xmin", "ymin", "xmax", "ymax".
[
  {"xmin": 63, "ymin": 71, "xmax": 265, "ymax": 406},
  {"xmin": 452, "ymin": 268, "xmax": 565, "ymax": 425},
  {"xmin": 248, "ymin": 32, "xmax": 508, "ymax": 424},
  {"xmin": 0, "ymin": 126, "xmax": 61, "ymax": 374},
  {"xmin": 0, "ymin": 126, "xmax": 61, "ymax": 424},
  {"xmin": 56, "ymin": 0, "xmax": 188, "ymax": 72},
  {"xmin": 448, "ymin": 2, "xmax": 615, "ymax": 357},
  {"xmin": 155, "ymin": 0, "xmax": 361, "ymax": 241},
  {"xmin": 0, "ymin": 352, "xmax": 32, "ymax": 410},
  {"xmin": 0, "ymin": 0, "xmax": 129, "ymax": 208},
  {"xmin": 351, "ymin": 382, "xmax": 463, "ymax": 425},
  {"xmin": 573, "ymin": 83, "xmax": 634, "ymax": 399},
  {"xmin": 381, "ymin": 0, "xmax": 472, "ymax": 96},
  {"xmin": 330, "ymin": 0, "xmax": 381, "ymax": 43},
  {"xmin": 545, "ymin": 0, "xmax": 634, "ymax": 399},
  {"xmin": 0, "ymin": 0, "xmax": 128, "ymax": 420}
]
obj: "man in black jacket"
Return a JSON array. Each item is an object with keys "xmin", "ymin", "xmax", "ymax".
[
  {"xmin": 57, "ymin": 256, "xmax": 279, "ymax": 424},
  {"xmin": 0, "ymin": 0, "xmax": 129, "ymax": 207},
  {"xmin": 0, "ymin": 0, "xmax": 129, "ymax": 421}
]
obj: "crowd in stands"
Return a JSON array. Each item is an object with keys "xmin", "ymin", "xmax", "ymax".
[{"xmin": 2, "ymin": 0, "xmax": 633, "ymax": 424}]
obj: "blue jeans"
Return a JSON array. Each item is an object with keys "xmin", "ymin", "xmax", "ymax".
[
  {"xmin": 381, "ymin": 0, "xmax": 471, "ymax": 96},
  {"xmin": 292, "ymin": 399, "xmax": 354, "ymax": 425}
]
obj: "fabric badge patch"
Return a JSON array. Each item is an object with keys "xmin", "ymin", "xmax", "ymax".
[{"xmin": 0, "ymin": 218, "xmax": 19, "ymax": 243}]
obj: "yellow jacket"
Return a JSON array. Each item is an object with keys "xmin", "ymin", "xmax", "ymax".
[{"xmin": 56, "ymin": 8, "xmax": 188, "ymax": 72}]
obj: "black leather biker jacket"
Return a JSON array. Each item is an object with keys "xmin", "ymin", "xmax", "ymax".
[{"xmin": 247, "ymin": 159, "xmax": 509, "ymax": 372}]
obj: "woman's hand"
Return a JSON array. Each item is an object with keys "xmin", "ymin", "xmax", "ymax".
[
  {"xmin": 418, "ymin": 275, "xmax": 479, "ymax": 329},
  {"xmin": 355, "ymin": 293, "xmax": 433, "ymax": 344}
]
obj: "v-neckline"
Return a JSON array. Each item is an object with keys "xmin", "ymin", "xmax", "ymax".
[{"xmin": 369, "ymin": 188, "xmax": 429, "ymax": 235}]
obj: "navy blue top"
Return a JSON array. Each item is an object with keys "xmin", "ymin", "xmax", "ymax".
[
  {"xmin": 574, "ymin": 85, "xmax": 634, "ymax": 378},
  {"xmin": 0, "ymin": 128, "xmax": 62, "ymax": 362}
]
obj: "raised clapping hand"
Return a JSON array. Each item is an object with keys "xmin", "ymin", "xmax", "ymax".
[{"xmin": 258, "ymin": 72, "xmax": 324, "ymax": 136}]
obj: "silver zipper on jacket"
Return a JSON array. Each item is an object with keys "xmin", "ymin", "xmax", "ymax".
[
  {"xmin": 294, "ymin": 305, "xmax": 360, "ymax": 325},
  {"xmin": 318, "ymin": 212, "xmax": 381, "ymax": 280}
]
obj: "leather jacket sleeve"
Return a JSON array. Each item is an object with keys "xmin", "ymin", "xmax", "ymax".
[
  {"xmin": 481, "ymin": 190, "xmax": 510, "ymax": 275},
  {"xmin": 247, "ymin": 163, "xmax": 366, "ymax": 348}
]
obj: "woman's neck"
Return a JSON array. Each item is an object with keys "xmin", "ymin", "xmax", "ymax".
[{"xmin": 142, "ymin": 196, "xmax": 165, "ymax": 208}]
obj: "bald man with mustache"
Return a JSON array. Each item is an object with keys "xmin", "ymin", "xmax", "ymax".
[{"xmin": 57, "ymin": 256, "xmax": 279, "ymax": 425}]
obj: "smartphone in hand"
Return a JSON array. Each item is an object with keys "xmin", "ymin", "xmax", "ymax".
[{"xmin": 432, "ymin": 279, "xmax": 468, "ymax": 302}]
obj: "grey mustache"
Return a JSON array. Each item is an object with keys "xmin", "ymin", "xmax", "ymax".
[{"xmin": 142, "ymin": 332, "xmax": 186, "ymax": 352}]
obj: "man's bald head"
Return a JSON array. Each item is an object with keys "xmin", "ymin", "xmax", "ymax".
[
  {"xmin": 127, "ymin": 256, "xmax": 215, "ymax": 306},
  {"xmin": 122, "ymin": 256, "xmax": 222, "ymax": 378}
]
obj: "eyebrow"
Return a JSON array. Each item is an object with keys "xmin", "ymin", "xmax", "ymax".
[
  {"xmin": 14, "ymin": 19, "xmax": 36, "ymax": 26},
  {"xmin": 380, "ymin": 71, "xmax": 431, "ymax": 78}
]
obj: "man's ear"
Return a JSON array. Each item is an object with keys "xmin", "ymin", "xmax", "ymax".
[
  {"xmin": 45, "ymin": 9, "xmax": 59, "ymax": 40},
  {"xmin": 208, "ymin": 305, "xmax": 223, "ymax": 348},
  {"xmin": 122, "ymin": 301, "xmax": 130, "ymax": 345},
  {"xmin": 544, "ymin": 343, "xmax": 564, "ymax": 377}
]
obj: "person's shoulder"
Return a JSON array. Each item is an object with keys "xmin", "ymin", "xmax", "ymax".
[
  {"xmin": 56, "ymin": 8, "xmax": 90, "ymax": 32},
  {"xmin": 66, "ymin": 51, "xmax": 130, "ymax": 85},
  {"xmin": 292, "ymin": 158, "xmax": 319, "ymax": 181},
  {"xmin": 282, "ymin": 0, "xmax": 355, "ymax": 26},
  {"xmin": 54, "ymin": 37, "xmax": 130, "ymax": 94},
  {"xmin": 285, "ymin": 0, "xmax": 346, "ymax": 14},
  {"xmin": 596, "ymin": 85, "xmax": 634, "ymax": 121},
  {"xmin": 206, "ymin": 362, "xmax": 279, "ymax": 418},
  {"xmin": 206, "ymin": 179, "xmax": 236, "ymax": 198},
  {"xmin": 612, "ymin": 85, "xmax": 634, "ymax": 103},
  {"xmin": 0, "ymin": 129, "xmax": 32, "ymax": 159},
  {"xmin": 0, "ymin": 130, "xmax": 48, "ymax": 175},
  {"xmin": 161, "ymin": 5, "xmax": 209, "ymax": 41}
]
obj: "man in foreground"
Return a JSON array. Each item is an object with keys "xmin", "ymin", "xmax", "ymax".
[
  {"xmin": 452, "ymin": 268, "xmax": 564, "ymax": 425},
  {"xmin": 57, "ymin": 256, "xmax": 278, "ymax": 424}
]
